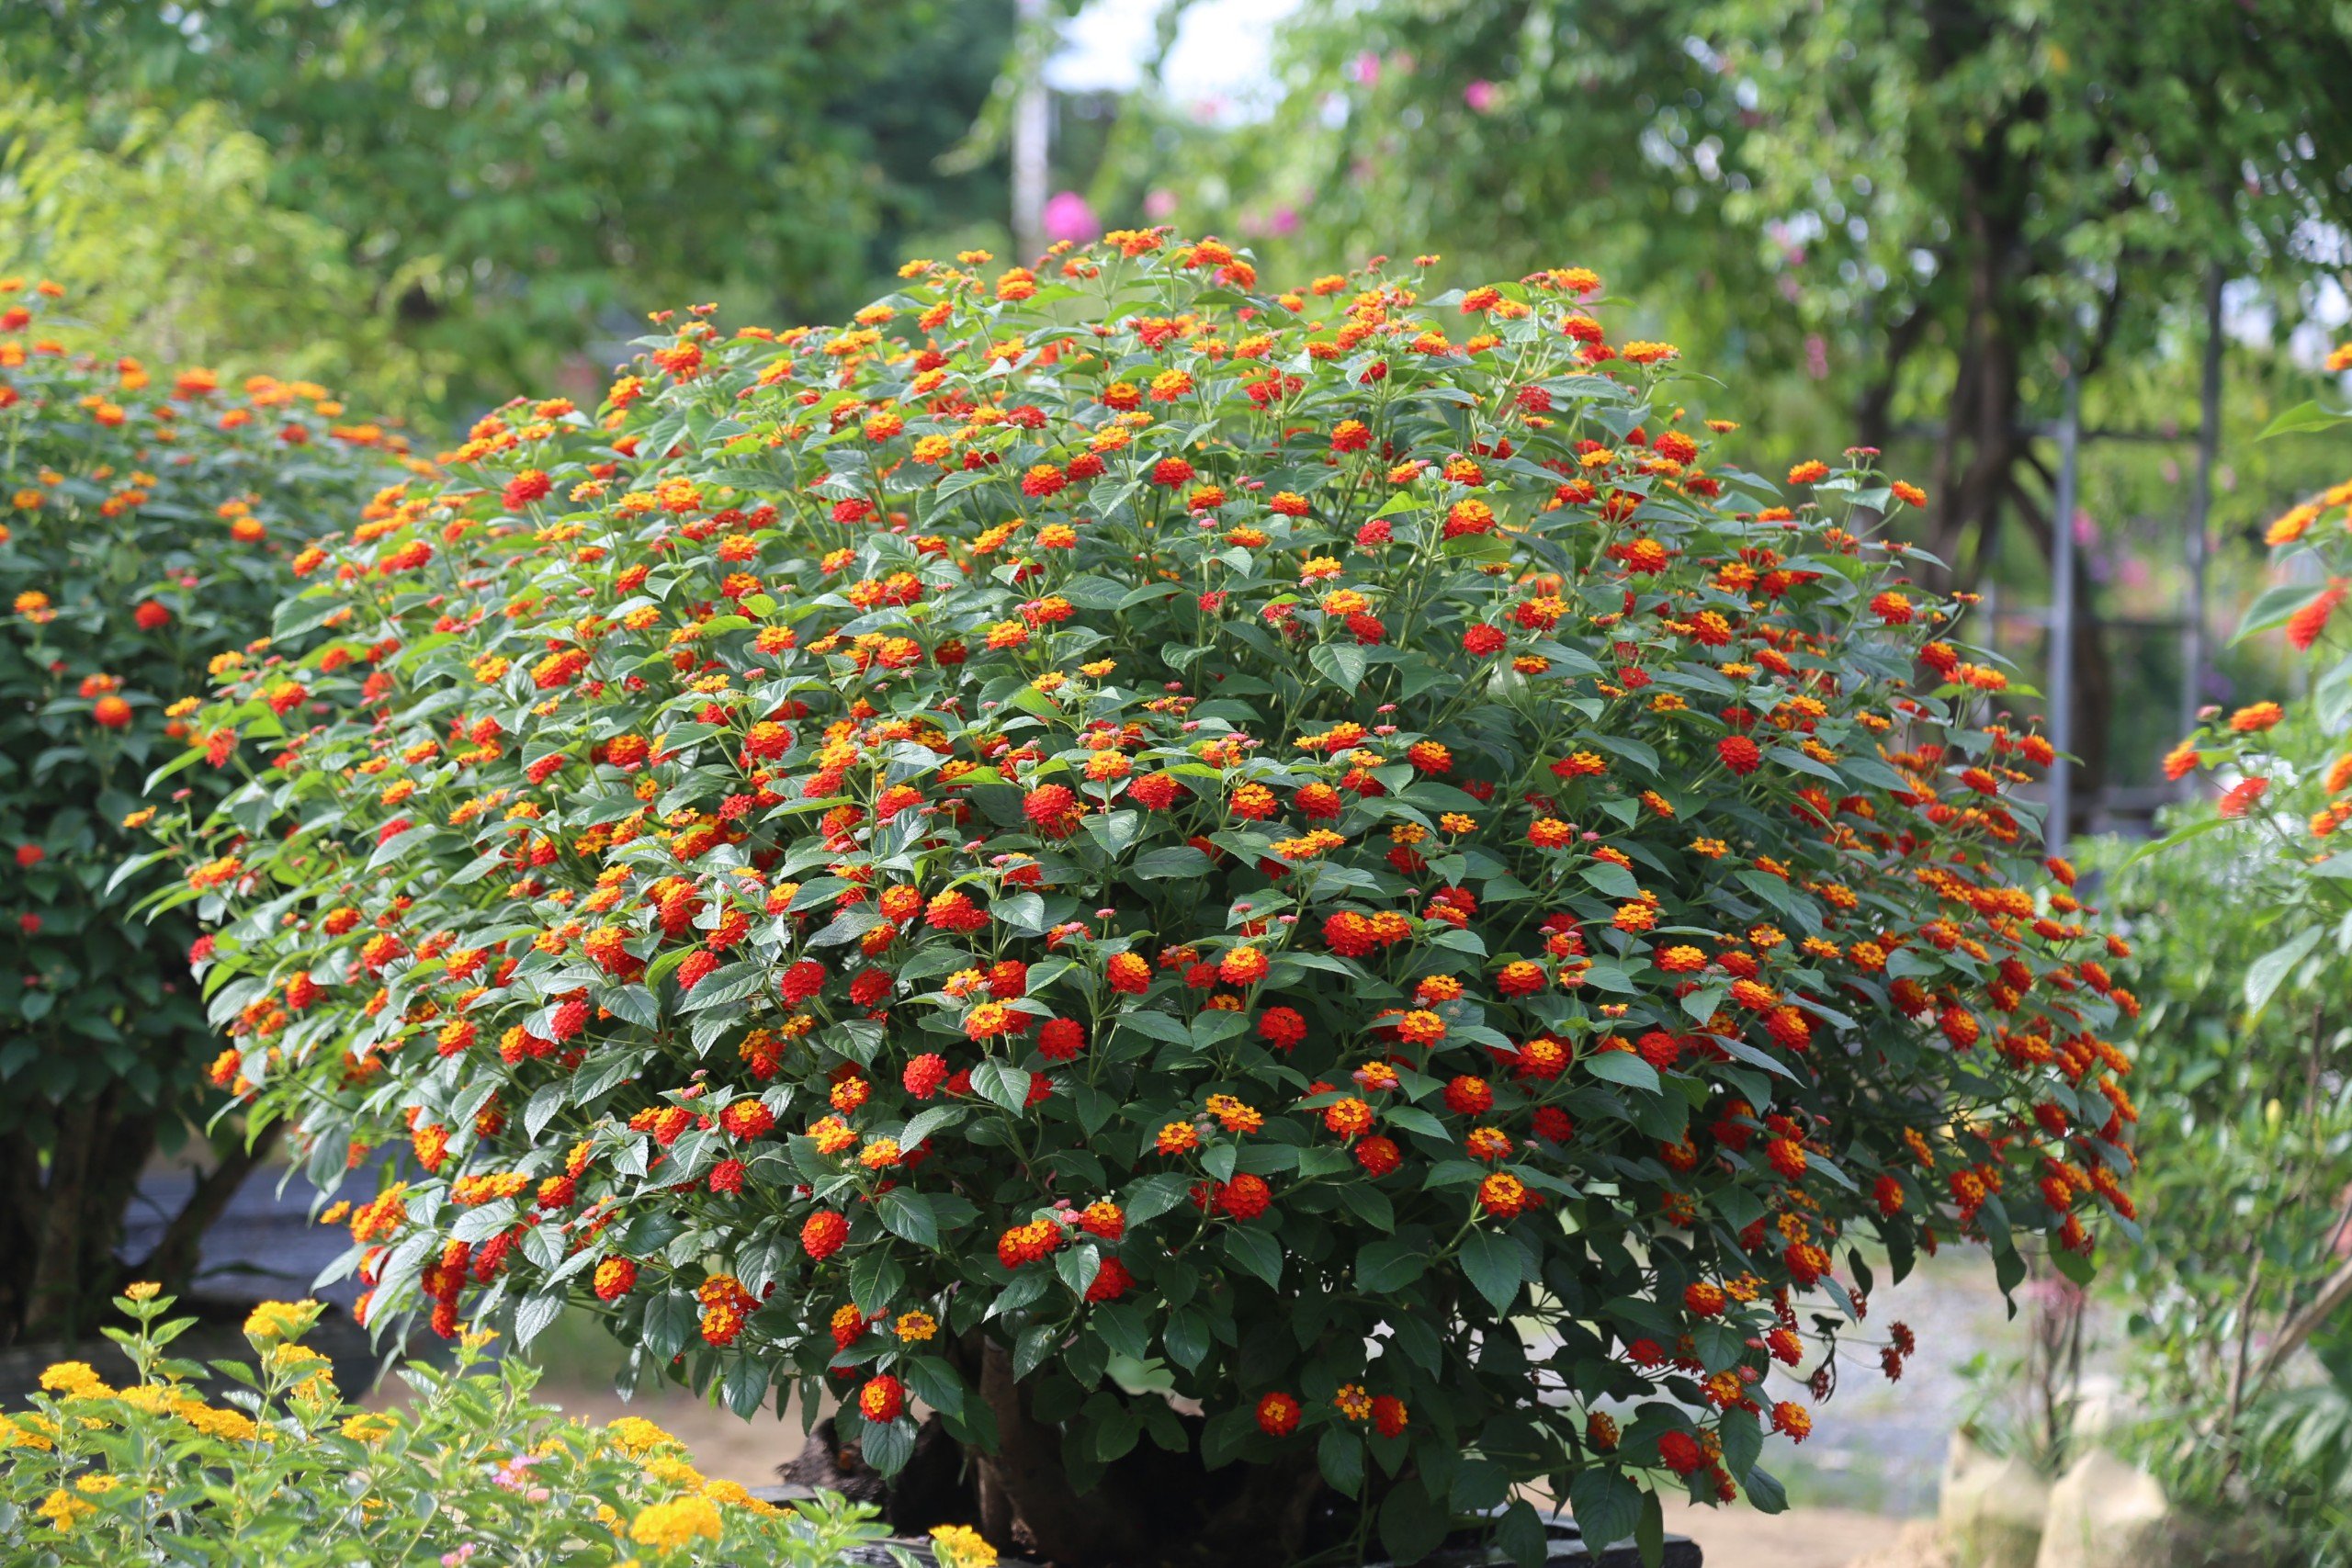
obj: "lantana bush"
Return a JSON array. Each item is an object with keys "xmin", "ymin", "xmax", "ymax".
[
  {"xmin": 154, "ymin": 235, "xmax": 2138, "ymax": 1566},
  {"xmin": 0, "ymin": 282, "xmax": 404, "ymax": 1341}
]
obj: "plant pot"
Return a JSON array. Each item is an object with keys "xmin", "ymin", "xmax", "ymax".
[{"xmin": 749, "ymin": 1490, "xmax": 1701, "ymax": 1568}]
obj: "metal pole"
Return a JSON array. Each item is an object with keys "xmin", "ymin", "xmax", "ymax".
[
  {"xmin": 2184, "ymin": 265, "xmax": 2224, "ymax": 758},
  {"xmin": 2047, "ymin": 359, "xmax": 2083, "ymax": 852},
  {"xmin": 1011, "ymin": 0, "xmax": 1049, "ymax": 263}
]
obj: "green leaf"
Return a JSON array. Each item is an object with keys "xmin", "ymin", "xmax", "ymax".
[
  {"xmin": 597, "ymin": 984, "xmax": 661, "ymax": 1031},
  {"xmin": 2245, "ymin": 926, "xmax": 2324, "ymax": 1018},
  {"xmin": 1162, "ymin": 1306, "xmax": 1212, "ymax": 1370},
  {"xmin": 677, "ymin": 961, "xmax": 764, "ymax": 1011},
  {"xmin": 1636, "ymin": 1489, "xmax": 1666, "ymax": 1567},
  {"xmin": 2234, "ymin": 581, "xmax": 2330, "ymax": 645},
  {"xmin": 1356, "ymin": 1237, "xmax": 1429, "ymax": 1292},
  {"xmin": 1308, "ymin": 639, "xmax": 1368, "ymax": 693},
  {"xmin": 861, "ymin": 1416, "xmax": 915, "ymax": 1476},
  {"xmin": 1584, "ymin": 1052, "xmax": 1660, "ymax": 1094},
  {"xmin": 969, "ymin": 1060, "xmax": 1033, "ymax": 1112},
  {"xmin": 1134, "ymin": 845, "xmax": 1212, "ymax": 880},
  {"xmin": 1579, "ymin": 861, "xmax": 1640, "ymax": 900},
  {"xmin": 1200, "ymin": 1407, "xmax": 1255, "ymax": 1470},
  {"xmin": 1224, "ymin": 1227, "xmax": 1283, "ymax": 1288},
  {"xmin": 1122, "ymin": 1172, "xmax": 1192, "ymax": 1225},
  {"xmin": 1496, "ymin": 1500, "xmax": 1549, "ymax": 1568},
  {"xmin": 723, "ymin": 1358, "xmax": 772, "ymax": 1418},
  {"xmin": 1082, "ymin": 809, "xmax": 1141, "ymax": 856},
  {"xmin": 1379, "ymin": 1482, "xmax": 1449, "ymax": 1565},
  {"xmin": 877, "ymin": 1189, "xmax": 939, "ymax": 1249},
  {"xmin": 2256, "ymin": 400, "xmax": 2352, "ymax": 441},
  {"xmin": 1317, "ymin": 1426, "xmax": 1365, "ymax": 1495},
  {"xmin": 1569, "ymin": 1465, "xmax": 1642, "ymax": 1550},
  {"xmin": 640, "ymin": 1292, "xmax": 697, "ymax": 1359},
  {"xmin": 1458, "ymin": 1228, "xmax": 1529, "ymax": 1314},
  {"xmin": 1056, "ymin": 1243, "xmax": 1102, "ymax": 1299},
  {"xmin": 1451, "ymin": 1457, "xmax": 1510, "ymax": 1511}
]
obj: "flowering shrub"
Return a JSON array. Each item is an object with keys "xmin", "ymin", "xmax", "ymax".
[
  {"xmin": 0, "ymin": 282, "xmax": 405, "ymax": 1341},
  {"xmin": 0, "ymin": 1286, "xmax": 917, "ymax": 1564},
  {"xmin": 2114, "ymin": 353, "xmax": 2352, "ymax": 1540},
  {"xmin": 158, "ymin": 235, "xmax": 2135, "ymax": 1565}
]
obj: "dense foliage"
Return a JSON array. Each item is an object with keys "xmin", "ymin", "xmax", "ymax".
[
  {"xmin": 2107, "ymin": 366, "xmax": 2352, "ymax": 1549},
  {"xmin": 0, "ymin": 285, "xmax": 405, "ymax": 1342},
  {"xmin": 0, "ymin": 1287, "xmax": 936, "ymax": 1565},
  {"xmin": 157, "ymin": 234, "xmax": 2135, "ymax": 1564}
]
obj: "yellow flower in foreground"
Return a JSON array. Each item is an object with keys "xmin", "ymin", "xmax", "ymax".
[
  {"xmin": 35, "ymin": 1488, "xmax": 96, "ymax": 1534},
  {"xmin": 642, "ymin": 1453, "xmax": 706, "ymax": 1490},
  {"xmin": 700, "ymin": 1478, "xmax": 781, "ymax": 1516},
  {"xmin": 340, "ymin": 1411, "xmax": 397, "ymax": 1444},
  {"xmin": 931, "ymin": 1524, "xmax": 999, "ymax": 1568},
  {"xmin": 605, "ymin": 1416, "xmax": 684, "ymax": 1454},
  {"xmin": 39, "ymin": 1361, "xmax": 108, "ymax": 1399},
  {"xmin": 1, "ymin": 1413, "xmax": 57, "ymax": 1451},
  {"xmin": 243, "ymin": 1299, "xmax": 318, "ymax": 1343},
  {"xmin": 629, "ymin": 1494, "xmax": 724, "ymax": 1551}
]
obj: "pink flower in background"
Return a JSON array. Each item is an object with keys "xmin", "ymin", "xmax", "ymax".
[
  {"xmin": 1043, "ymin": 191, "xmax": 1098, "ymax": 245},
  {"xmin": 1350, "ymin": 51, "xmax": 1381, "ymax": 85},
  {"xmin": 1268, "ymin": 206, "xmax": 1299, "ymax": 236},
  {"xmin": 1805, "ymin": 333, "xmax": 1829, "ymax": 380},
  {"xmin": 1464, "ymin": 79, "xmax": 1498, "ymax": 112},
  {"xmin": 1143, "ymin": 188, "xmax": 1179, "ymax": 220}
]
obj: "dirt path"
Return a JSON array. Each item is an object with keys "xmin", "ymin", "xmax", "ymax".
[{"xmin": 1663, "ymin": 1502, "xmax": 1916, "ymax": 1568}]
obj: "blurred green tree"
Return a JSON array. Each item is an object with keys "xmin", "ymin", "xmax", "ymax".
[
  {"xmin": 2, "ymin": 0, "xmax": 1015, "ymax": 414},
  {"xmin": 0, "ymin": 89, "xmax": 429, "ymax": 411}
]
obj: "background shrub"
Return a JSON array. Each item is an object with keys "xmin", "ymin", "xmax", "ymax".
[
  {"xmin": 2095, "ymin": 380, "xmax": 2352, "ymax": 1552},
  {"xmin": 160, "ymin": 236, "xmax": 2135, "ymax": 1566},
  {"xmin": 0, "ymin": 284, "xmax": 406, "ymax": 1343}
]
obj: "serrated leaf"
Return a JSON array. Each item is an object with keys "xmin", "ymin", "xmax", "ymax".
[
  {"xmin": 1134, "ymin": 845, "xmax": 1211, "ymax": 879},
  {"xmin": 1458, "ymin": 1228, "xmax": 1529, "ymax": 1314},
  {"xmin": 1584, "ymin": 1051, "xmax": 1660, "ymax": 1094},
  {"xmin": 877, "ymin": 1189, "xmax": 939, "ymax": 1249},
  {"xmin": 1569, "ymin": 1466, "xmax": 1642, "ymax": 1550},
  {"xmin": 1224, "ymin": 1228, "xmax": 1283, "ymax": 1288},
  {"xmin": 1082, "ymin": 809, "xmax": 1142, "ymax": 856},
  {"xmin": 970, "ymin": 1060, "xmax": 1032, "ymax": 1112},
  {"xmin": 1308, "ymin": 639, "xmax": 1368, "ymax": 693},
  {"xmin": 677, "ymin": 961, "xmax": 764, "ymax": 1011},
  {"xmin": 1356, "ymin": 1237, "xmax": 1428, "ymax": 1293}
]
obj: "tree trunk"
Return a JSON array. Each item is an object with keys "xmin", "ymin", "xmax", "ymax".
[
  {"xmin": 969, "ymin": 1338, "xmax": 1331, "ymax": 1568},
  {"xmin": 6, "ymin": 1082, "xmax": 167, "ymax": 1346},
  {"xmin": 132, "ymin": 1120, "xmax": 282, "ymax": 1297}
]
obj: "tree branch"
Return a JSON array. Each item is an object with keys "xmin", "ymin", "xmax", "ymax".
[{"xmin": 2247, "ymin": 1253, "xmax": 2352, "ymax": 1400}]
